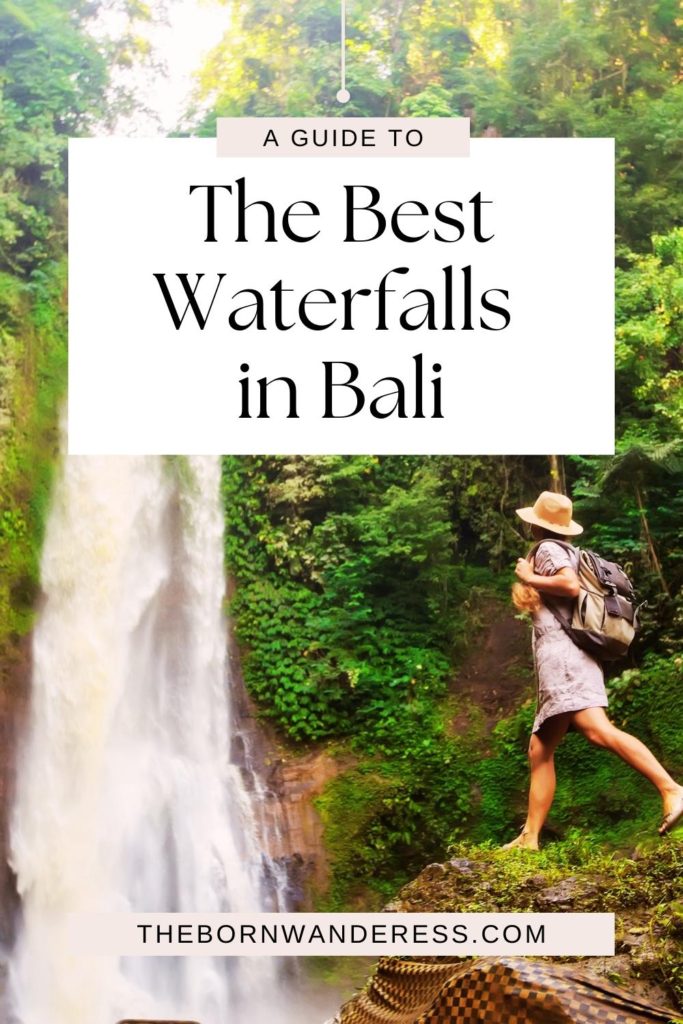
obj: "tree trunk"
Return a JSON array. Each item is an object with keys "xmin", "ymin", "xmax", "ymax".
[
  {"xmin": 548, "ymin": 455, "xmax": 565, "ymax": 493},
  {"xmin": 634, "ymin": 484, "xmax": 669, "ymax": 596}
]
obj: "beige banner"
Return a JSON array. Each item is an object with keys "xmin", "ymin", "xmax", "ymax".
[
  {"xmin": 65, "ymin": 911, "xmax": 614, "ymax": 957},
  {"xmin": 216, "ymin": 117, "xmax": 470, "ymax": 158}
]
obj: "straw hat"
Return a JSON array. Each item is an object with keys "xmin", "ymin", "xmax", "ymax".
[{"xmin": 516, "ymin": 491, "xmax": 583, "ymax": 537}]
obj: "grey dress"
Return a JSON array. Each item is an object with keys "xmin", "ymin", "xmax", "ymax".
[{"xmin": 531, "ymin": 541, "xmax": 608, "ymax": 734}]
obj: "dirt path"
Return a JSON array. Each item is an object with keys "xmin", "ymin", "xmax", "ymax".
[{"xmin": 450, "ymin": 603, "xmax": 534, "ymax": 728}]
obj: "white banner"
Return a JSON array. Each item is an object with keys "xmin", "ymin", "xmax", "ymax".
[
  {"xmin": 69, "ymin": 136, "xmax": 614, "ymax": 455},
  {"xmin": 66, "ymin": 911, "xmax": 615, "ymax": 957}
]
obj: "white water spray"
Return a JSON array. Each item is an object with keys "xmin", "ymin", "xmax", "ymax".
[{"xmin": 8, "ymin": 455, "xmax": 292, "ymax": 1024}]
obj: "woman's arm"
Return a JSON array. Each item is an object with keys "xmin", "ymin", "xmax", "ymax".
[{"xmin": 515, "ymin": 558, "xmax": 581, "ymax": 598}]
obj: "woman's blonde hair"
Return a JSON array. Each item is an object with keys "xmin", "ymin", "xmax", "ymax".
[
  {"xmin": 511, "ymin": 581, "xmax": 541, "ymax": 613},
  {"xmin": 512, "ymin": 547, "xmax": 541, "ymax": 613}
]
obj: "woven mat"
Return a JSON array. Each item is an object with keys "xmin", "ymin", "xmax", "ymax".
[{"xmin": 337, "ymin": 957, "xmax": 676, "ymax": 1024}]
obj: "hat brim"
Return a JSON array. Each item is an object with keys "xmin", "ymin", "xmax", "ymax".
[{"xmin": 516, "ymin": 507, "xmax": 583, "ymax": 537}]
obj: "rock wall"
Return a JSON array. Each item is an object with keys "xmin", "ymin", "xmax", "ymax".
[
  {"xmin": 0, "ymin": 634, "xmax": 31, "ymax": 947},
  {"xmin": 266, "ymin": 748, "xmax": 344, "ymax": 906},
  {"xmin": 228, "ymin": 625, "xmax": 339, "ymax": 909}
]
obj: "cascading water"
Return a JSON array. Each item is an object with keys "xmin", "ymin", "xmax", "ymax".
[{"xmin": 7, "ymin": 455, "xmax": 299, "ymax": 1024}]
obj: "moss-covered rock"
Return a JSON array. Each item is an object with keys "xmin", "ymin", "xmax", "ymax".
[{"xmin": 386, "ymin": 836, "xmax": 683, "ymax": 1011}]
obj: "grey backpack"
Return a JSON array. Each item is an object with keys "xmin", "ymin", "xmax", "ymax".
[{"xmin": 531, "ymin": 540, "xmax": 639, "ymax": 661}]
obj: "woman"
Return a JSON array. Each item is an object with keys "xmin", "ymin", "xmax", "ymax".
[{"xmin": 503, "ymin": 490, "xmax": 683, "ymax": 850}]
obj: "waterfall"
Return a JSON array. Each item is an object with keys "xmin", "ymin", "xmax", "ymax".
[{"xmin": 8, "ymin": 455, "xmax": 293, "ymax": 1024}]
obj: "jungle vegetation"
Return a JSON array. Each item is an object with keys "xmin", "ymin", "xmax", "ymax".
[
  {"xmin": 199, "ymin": 0, "xmax": 683, "ymax": 906},
  {"xmin": 0, "ymin": 0, "xmax": 151, "ymax": 657}
]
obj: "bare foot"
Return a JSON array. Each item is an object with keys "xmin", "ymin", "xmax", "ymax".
[
  {"xmin": 659, "ymin": 786, "xmax": 683, "ymax": 835},
  {"xmin": 501, "ymin": 830, "xmax": 539, "ymax": 851}
]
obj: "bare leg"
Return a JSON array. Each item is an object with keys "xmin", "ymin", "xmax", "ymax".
[
  {"xmin": 572, "ymin": 707, "xmax": 683, "ymax": 830},
  {"xmin": 502, "ymin": 712, "xmax": 571, "ymax": 850}
]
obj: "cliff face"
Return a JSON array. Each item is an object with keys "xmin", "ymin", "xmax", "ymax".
[
  {"xmin": 228, "ymin": 625, "xmax": 343, "ymax": 909},
  {"xmin": 267, "ymin": 749, "xmax": 346, "ymax": 906},
  {"xmin": 0, "ymin": 634, "xmax": 31, "ymax": 947}
]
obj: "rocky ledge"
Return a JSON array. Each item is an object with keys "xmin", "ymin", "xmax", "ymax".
[{"xmin": 384, "ymin": 839, "xmax": 683, "ymax": 1014}]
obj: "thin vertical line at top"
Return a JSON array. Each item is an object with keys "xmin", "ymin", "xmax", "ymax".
[{"xmin": 341, "ymin": 0, "xmax": 346, "ymax": 90}]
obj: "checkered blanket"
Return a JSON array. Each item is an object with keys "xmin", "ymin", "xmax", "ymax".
[{"xmin": 336, "ymin": 957, "xmax": 676, "ymax": 1024}]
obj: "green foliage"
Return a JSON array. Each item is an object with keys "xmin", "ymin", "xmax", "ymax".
[
  {"xmin": 0, "ymin": 1, "xmax": 151, "ymax": 665},
  {"xmin": 232, "ymin": 579, "xmax": 347, "ymax": 739},
  {"xmin": 223, "ymin": 454, "xmax": 509, "ymax": 740},
  {"xmin": 563, "ymin": 228, "xmax": 683, "ymax": 650},
  {"xmin": 316, "ymin": 700, "xmax": 476, "ymax": 909},
  {"xmin": 192, "ymin": 0, "xmax": 683, "ymax": 249},
  {"xmin": 439, "ymin": 835, "xmax": 683, "ymax": 915},
  {"xmin": 0, "ymin": 259, "xmax": 66, "ymax": 646},
  {"xmin": 0, "ymin": 0, "xmax": 151, "ymax": 272},
  {"xmin": 614, "ymin": 230, "xmax": 683, "ymax": 437},
  {"xmin": 222, "ymin": 455, "xmax": 522, "ymax": 901},
  {"xmin": 470, "ymin": 701, "xmax": 537, "ymax": 843},
  {"xmin": 607, "ymin": 655, "xmax": 683, "ymax": 778}
]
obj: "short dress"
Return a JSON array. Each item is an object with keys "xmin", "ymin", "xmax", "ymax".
[{"xmin": 531, "ymin": 541, "xmax": 608, "ymax": 734}]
